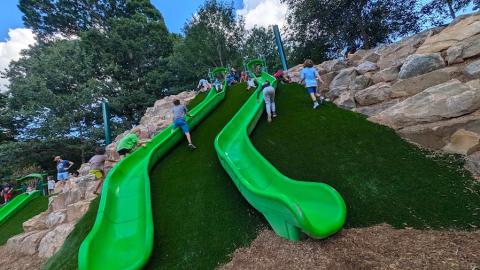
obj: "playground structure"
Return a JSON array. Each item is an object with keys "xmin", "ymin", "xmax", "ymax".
[{"xmin": 78, "ymin": 68, "xmax": 229, "ymax": 270}]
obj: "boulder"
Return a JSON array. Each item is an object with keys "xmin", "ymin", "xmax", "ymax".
[
  {"xmin": 398, "ymin": 53, "xmax": 445, "ymax": 79},
  {"xmin": 356, "ymin": 61, "xmax": 378, "ymax": 74},
  {"xmin": 64, "ymin": 188, "xmax": 83, "ymax": 206},
  {"xmin": 353, "ymin": 99, "xmax": 402, "ymax": 117},
  {"xmin": 49, "ymin": 193, "xmax": 66, "ymax": 212},
  {"xmin": 77, "ymin": 163, "xmax": 91, "ymax": 177},
  {"xmin": 329, "ymin": 68, "xmax": 357, "ymax": 98},
  {"xmin": 45, "ymin": 210, "xmax": 67, "ymax": 228},
  {"xmin": 398, "ymin": 112, "xmax": 480, "ymax": 150},
  {"xmin": 38, "ymin": 223, "xmax": 75, "ymax": 258},
  {"xmin": 391, "ymin": 66, "xmax": 462, "ymax": 98},
  {"xmin": 377, "ymin": 29, "xmax": 439, "ymax": 70},
  {"xmin": 465, "ymin": 59, "xmax": 480, "ymax": 79},
  {"xmin": 6, "ymin": 230, "xmax": 49, "ymax": 255},
  {"xmin": 417, "ymin": 14, "xmax": 480, "ymax": 54},
  {"xmin": 442, "ymin": 129, "xmax": 480, "ymax": 155},
  {"xmin": 319, "ymin": 71, "xmax": 338, "ymax": 92},
  {"xmin": 362, "ymin": 52, "xmax": 381, "ymax": 63},
  {"xmin": 465, "ymin": 151, "xmax": 480, "ymax": 178},
  {"xmin": 319, "ymin": 59, "xmax": 348, "ymax": 73},
  {"xmin": 348, "ymin": 49, "xmax": 368, "ymax": 61},
  {"xmin": 355, "ymin": 82, "xmax": 392, "ymax": 106},
  {"xmin": 372, "ymin": 66, "xmax": 400, "ymax": 83},
  {"xmin": 349, "ymin": 75, "xmax": 372, "ymax": 91},
  {"xmin": 334, "ymin": 91, "xmax": 356, "ymax": 109},
  {"xmin": 371, "ymin": 79, "xmax": 480, "ymax": 129},
  {"xmin": 66, "ymin": 201, "xmax": 91, "ymax": 223},
  {"xmin": 23, "ymin": 212, "xmax": 48, "ymax": 232}
]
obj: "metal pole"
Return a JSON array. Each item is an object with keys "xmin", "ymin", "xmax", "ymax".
[
  {"xmin": 273, "ymin": 25, "xmax": 288, "ymax": 71},
  {"xmin": 102, "ymin": 102, "xmax": 111, "ymax": 145}
]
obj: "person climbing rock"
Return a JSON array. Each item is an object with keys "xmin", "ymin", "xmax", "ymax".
[
  {"xmin": 54, "ymin": 156, "xmax": 74, "ymax": 182},
  {"xmin": 262, "ymin": 81, "xmax": 277, "ymax": 123},
  {"xmin": 89, "ymin": 147, "xmax": 107, "ymax": 195},
  {"xmin": 115, "ymin": 129, "xmax": 148, "ymax": 158},
  {"xmin": 300, "ymin": 59, "xmax": 325, "ymax": 109},
  {"xmin": 196, "ymin": 78, "xmax": 211, "ymax": 92},
  {"xmin": 172, "ymin": 99, "xmax": 196, "ymax": 149}
]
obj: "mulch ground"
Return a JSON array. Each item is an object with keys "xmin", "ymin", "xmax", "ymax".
[{"xmin": 221, "ymin": 225, "xmax": 480, "ymax": 270}]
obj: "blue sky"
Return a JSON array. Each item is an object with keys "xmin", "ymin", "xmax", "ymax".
[{"xmin": 0, "ymin": 0, "xmax": 245, "ymax": 41}]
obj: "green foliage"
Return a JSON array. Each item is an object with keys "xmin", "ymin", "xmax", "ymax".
[
  {"xmin": 242, "ymin": 26, "xmax": 282, "ymax": 72},
  {"xmin": 421, "ymin": 0, "xmax": 475, "ymax": 24},
  {"xmin": 283, "ymin": 0, "xmax": 422, "ymax": 59}
]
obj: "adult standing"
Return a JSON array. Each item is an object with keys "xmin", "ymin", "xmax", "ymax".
[{"xmin": 54, "ymin": 156, "xmax": 74, "ymax": 182}]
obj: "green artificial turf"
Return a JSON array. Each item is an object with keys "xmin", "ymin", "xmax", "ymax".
[
  {"xmin": 0, "ymin": 195, "xmax": 48, "ymax": 245},
  {"xmin": 42, "ymin": 197, "xmax": 100, "ymax": 270},
  {"xmin": 250, "ymin": 83, "xmax": 480, "ymax": 230},
  {"xmin": 145, "ymin": 84, "xmax": 263, "ymax": 270}
]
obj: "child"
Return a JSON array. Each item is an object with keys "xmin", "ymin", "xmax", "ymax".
[
  {"xmin": 213, "ymin": 74, "xmax": 224, "ymax": 92},
  {"xmin": 89, "ymin": 147, "xmax": 107, "ymax": 195},
  {"xmin": 115, "ymin": 129, "xmax": 148, "ymax": 158},
  {"xmin": 262, "ymin": 81, "xmax": 277, "ymax": 122},
  {"xmin": 196, "ymin": 78, "xmax": 211, "ymax": 92},
  {"xmin": 240, "ymin": 71, "xmax": 248, "ymax": 82},
  {"xmin": 47, "ymin": 176, "xmax": 55, "ymax": 195},
  {"xmin": 1, "ymin": 185, "xmax": 13, "ymax": 204},
  {"xmin": 300, "ymin": 59, "xmax": 325, "ymax": 109},
  {"xmin": 274, "ymin": 69, "xmax": 291, "ymax": 84},
  {"xmin": 172, "ymin": 99, "xmax": 196, "ymax": 149}
]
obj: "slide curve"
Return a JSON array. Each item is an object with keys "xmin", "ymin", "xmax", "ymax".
[
  {"xmin": 78, "ymin": 68, "xmax": 227, "ymax": 270},
  {"xmin": 0, "ymin": 190, "xmax": 41, "ymax": 226},
  {"xmin": 214, "ymin": 70, "xmax": 347, "ymax": 240}
]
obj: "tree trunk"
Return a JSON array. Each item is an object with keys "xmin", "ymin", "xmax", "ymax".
[
  {"xmin": 355, "ymin": 2, "xmax": 370, "ymax": 49},
  {"xmin": 447, "ymin": 0, "xmax": 456, "ymax": 19}
]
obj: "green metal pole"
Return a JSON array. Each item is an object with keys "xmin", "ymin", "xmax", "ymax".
[
  {"xmin": 102, "ymin": 102, "xmax": 111, "ymax": 145},
  {"xmin": 273, "ymin": 25, "xmax": 288, "ymax": 71}
]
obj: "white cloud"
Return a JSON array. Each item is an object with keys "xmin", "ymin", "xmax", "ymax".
[
  {"xmin": 237, "ymin": 0, "xmax": 288, "ymax": 29},
  {"xmin": 0, "ymin": 28, "xmax": 36, "ymax": 93}
]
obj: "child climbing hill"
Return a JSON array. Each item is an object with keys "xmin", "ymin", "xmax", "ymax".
[
  {"xmin": 172, "ymin": 99, "xmax": 196, "ymax": 150},
  {"xmin": 300, "ymin": 59, "xmax": 325, "ymax": 109}
]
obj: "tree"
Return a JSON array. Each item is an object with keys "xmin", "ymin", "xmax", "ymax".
[
  {"xmin": 242, "ymin": 26, "xmax": 282, "ymax": 72},
  {"xmin": 0, "ymin": 93, "xmax": 14, "ymax": 142},
  {"xmin": 19, "ymin": 0, "xmax": 162, "ymax": 41},
  {"xmin": 283, "ymin": 0, "xmax": 422, "ymax": 59},
  {"xmin": 422, "ymin": 0, "xmax": 473, "ymax": 22}
]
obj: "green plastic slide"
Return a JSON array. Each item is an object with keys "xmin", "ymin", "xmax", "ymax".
[
  {"xmin": 214, "ymin": 69, "xmax": 347, "ymax": 240},
  {"xmin": 78, "ymin": 68, "xmax": 228, "ymax": 270},
  {"xmin": 0, "ymin": 190, "xmax": 41, "ymax": 226}
]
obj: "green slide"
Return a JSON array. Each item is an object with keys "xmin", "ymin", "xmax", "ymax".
[
  {"xmin": 214, "ymin": 67, "xmax": 347, "ymax": 240},
  {"xmin": 0, "ymin": 190, "xmax": 41, "ymax": 226},
  {"xmin": 79, "ymin": 68, "xmax": 227, "ymax": 270}
]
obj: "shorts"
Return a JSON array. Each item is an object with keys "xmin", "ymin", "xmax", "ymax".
[
  {"xmin": 4, "ymin": 193, "xmax": 12, "ymax": 201},
  {"xmin": 117, "ymin": 148, "xmax": 130, "ymax": 156},
  {"xmin": 307, "ymin": 86, "xmax": 317, "ymax": 94},
  {"xmin": 89, "ymin": 169, "xmax": 104, "ymax": 179},
  {"xmin": 173, "ymin": 119, "xmax": 190, "ymax": 134},
  {"xmin": 57, "ymin": 172, "xmax": 69, "ymax": 181}
]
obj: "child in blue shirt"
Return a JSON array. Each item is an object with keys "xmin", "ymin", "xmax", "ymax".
[{"xmin": 300, "ymin": 59, "xmax": 325, "ymax": 109}]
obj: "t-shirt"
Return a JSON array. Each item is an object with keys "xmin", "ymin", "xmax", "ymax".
[
  {"xmin": 116, "ymin": 133, "xmax": 139, "ymax": 152},
  {"xmin": 89, "ymin": 154, "xmax": 107, "ymax": 170},
  {"xmin": 274, "ymin": 70, "xmax": 284, "ymax": 78},
  {"xmin": 56, "ymin": 160, "xmax": 70, "ymax": 173},
  {"xmin": 198, "ymin": 79, "xmax": 209, "ymax": 87},
  {"xmin": 300, "ymin": 67, "xmax": 319, "ymax": 87},
  {"xmin": 172, "ymin": 105, "xmax": 187, "ymax": 121},
  {"xmin": 48, "ymin": 180, "xmax": 55, "ymax": 190}
]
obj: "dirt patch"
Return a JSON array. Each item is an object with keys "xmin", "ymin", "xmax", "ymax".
[
  {"xmin": 0, "ymin": 245, "xmax": 45, "ymax": 270},
  {"xmin": 220, "ymin": 225, "xmax": 480, "ymax": 270}
]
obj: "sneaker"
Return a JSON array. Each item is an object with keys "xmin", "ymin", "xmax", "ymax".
[
  {"xmin": 267, "ymin": 115, "xmax": 272, "ymax": 122},
  {"xmin": 272, "ymin": 113, "xmax": 277, "ymax": 118},
  {"xmin": 319, "ymin": 96, "xmax": 325, "ymax": 104},
  {"xmin": 313, "ymin": 102, "xmax": 320, "ymax": 109},
  {"xmin": 188, "ymin": 144, "xmax": 197, "ymax": 150}
]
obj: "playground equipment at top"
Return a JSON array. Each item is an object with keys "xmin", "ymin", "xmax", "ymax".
[
  {"xmin": 214, "ymin": 60, "xmax": 347, "ymax": 240},
  {"xmin": 78, "ymin": 68, "xmax": 228, "ymax": 270}
]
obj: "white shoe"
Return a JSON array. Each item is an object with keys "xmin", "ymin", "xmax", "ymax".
[{"xmin": 313, "ymin": 102, "xmax": 320, "ymax": 109}]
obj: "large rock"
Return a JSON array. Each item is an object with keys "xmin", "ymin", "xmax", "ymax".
[
  {"xmin": 38, "ymin": 223, "xmax": 75, "ymax": 258},
  {"xmin": 23, "ymin": 212, "xmax": 48, "ymax": 232},
  {"xmin": 355, "ymin": 82, "xmax": 392, "ymax": 106},
  {"xmin": 349, "ymin": 75, "xmax": 372, "ymax": 91},
  {"xmin": 399, "ymin": 112, "xmax": 480, "ymax": 150},
  {"xmin": 391, "ymin": 66, "xmax": 462, "ymax": 98},
  {"xmin": 329, "ymin": 68, "xmax": 357, "ymax": 98},
  {"xmin": 465, "ymin": 59, "xmax": 480, "ymax": 79},
  {"xmin": 353, "ymin": 99, "xmax": 402, "ymax": 117},
  {"xmin": 362, "ymin": 52, "xmax": 381, "ymax": 63},
  {"xmin": 6, "ymin": 230, "xmax": 49, "ymax": 255},
  {"xmin": 371, "ymin": 79, "xmax": 480, "ymax": 129},
  {"xmin": 45, "ymin": 210, "xmax": 67, "ymax": 228},
  {"xmin": 319, "ymin": 71, "xmax": 338, "ymax": 93},
  {"xmin": 356, "ymin": 61, "xmax": 378, "ymax": 74},
  {"xmin": 334, "ymin": 91, "xmax": 356, "ymax": 109},
  {"xmin": 466, "ymin": 151, "xmax": 480, "ymax": 178},
  {"xmin": 417, "ymin": 13, "xmax": 480, "ymax": 54},
  {"xmin": 377, "ymin": 29, "xmax": 439, "ymax": 70},
  {"xmin": 66, "ymin": 201, "xmax": 91, "ymax": 223},
  {"xmin": 398, "ymin": 53, "xmax": 445, "ymax": 79},
  {"xmin": 319, "ymin": 59, "xmax": 348, "ymax": 73},
  {"xmin": 372, "ymin": 66, "xmax": 400, "ymax": 83},
  {"xmin": 442, "ymin": 129, "xmax": 480, "ymax": 155}
]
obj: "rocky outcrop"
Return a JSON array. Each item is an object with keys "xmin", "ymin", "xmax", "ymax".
[
  {"xmin": 3, "ymin": 90, "xmax": 198, "ymax": 261},
  {"xmin": 442, "ymin": 129, "xmax": 480, "ymax": 155},
  {"xmin": 465, "ymin": 59, "xmax": 480, "ymax": 79},
  {"xmin": 329, "ymin": 68, "xmax": 357, "ymax": 98},
  {"xmin": 355, "ymin": 82, "xmax": 392, "ymax": 106},
  {"xmin": 398, "ymin": 53, "xmax": 445, "ymax": 79}
]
